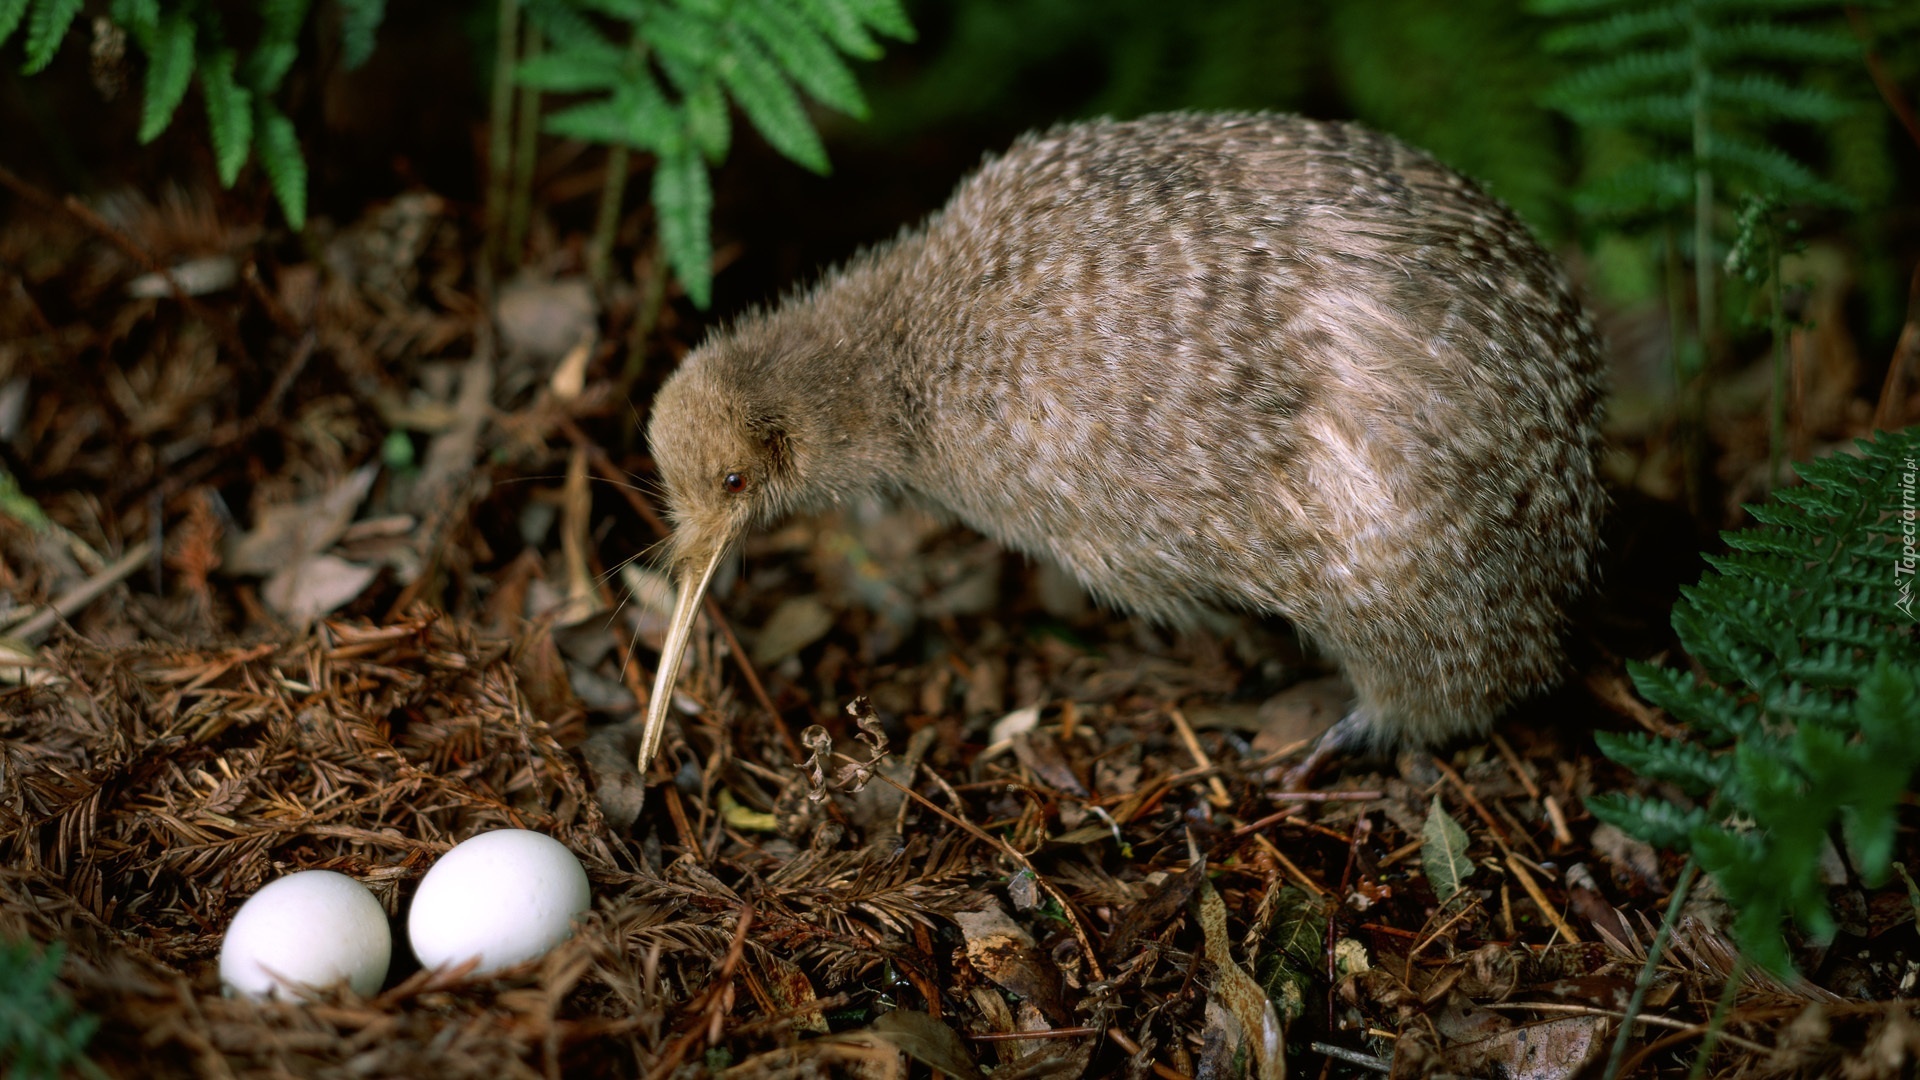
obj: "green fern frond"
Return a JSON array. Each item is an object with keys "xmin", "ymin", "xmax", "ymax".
[
  {"xmin": 1705, "ymin": 19, "xmax": 1857, "ymax": 59},
  {"xmin": 1711, "ymin": 72, "xmax": 1852, "ymax": 122},
  {"xmin": 136, "ymin": 12, "xmax": 195, "ymax": 143},
  {"xmin": 1708, "ymin": 131, "xmax": 1854, "ymax": 205},
  {"xmin": 6, "ymin": 1, "xmax": 377, "ymax": 230},
  {"xmin": 841, "ymin": 0, "xmax": 914, "ymax": 41},
  {"xmin": 337, "ymin": 0, "xmax": 384, "ymax": 68},
  {"xmin": 653, "ymin": 141, "xmax": 713, "ymax": 307},
  {"xmin": 1600, "ymin": 428, "xmax": 1920, "ymax": 974},
  {"xmin": 0, "ymin": 0, "xmax": 28, "ymax": 51},
  {"xmin": 243, "ymin": 0, "xmax": 310, "ymax": 94},
  {"xmin": 254, "ymin": 99, "xmax": 306, "ymax": 229},
  {"xmin": 21, "ymin": 0, "xmax": 80, "ymax": 74},
  {"xmin": 1543, "ymin": 7, "xmax": 1687, "ymax": 53},
  {"xmin": 1526, "ymin": 0, "xmax": 1638, "ymax": 16},
  {"xmin": 516, "ymin": 45, "xmax": 628, "ymax": 92},
  {"xmin": 1557, "ymin": 91, "xmax": 1694, "ymax": 129},
  {"xmin": 794, "ymin": 0, "xmax": 882, "ymax": 58},
  {"xmin": 200, "ymin": 50, "xmax": 254, "ymax": 186},
  {"xmin": 1545, "ymin": 48, "xmax": 1693, "ymax": 97},
  {"xmin": 737, "ymin": 0, "xmax": 868, "ymax": 117},
  {"xmin": 1573, "ymin": 158, "xmax": 1694, "ymax": 219},
  {"xmin": 1698, "ymin": 0, "xmax": 1854, "ymax": 11},
  {"xmin": 105, "ymin": 0, "xmax": 156, "ymax": 43},
  {"xmin": 683, "ymin": 76, "xmax": 731, "ymax": 161},
  {"xmin": 518, "ymin": 0, "xmax": 908, "ymax": 306},
  {"xmin": 545, "ymin": 70, "xmax": 679, "ymax": 151},
  {"xmin": 1586, "ymin": 792, "xmax": 1714, "ymax": 850},
  {"xmin": 643, "ymin": 3, "xmax": 721, "ymax": 69},
  {"xmin": 523, "ymin": 0, "xmax": 609, "ymax": 50},
  {"xmin": 719, "ymin": 21, "xmax": 830, "ymax": 172},
  {"xmin": 1594, "ymin": 729, "xmax": 1733, "ymax": 794},
  {"xmin": 0, "ymin": 940, "xmax": 106, "ymax": 1080}
]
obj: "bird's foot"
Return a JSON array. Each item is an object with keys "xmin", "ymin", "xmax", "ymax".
[{"xmin": 1280, "ymin": 707, "xmax": 1375, "ymax": 791}]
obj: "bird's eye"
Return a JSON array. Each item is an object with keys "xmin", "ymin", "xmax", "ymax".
[{"xmin": 723, "ymin": 472, "xmax": 747, "ymax": 494}]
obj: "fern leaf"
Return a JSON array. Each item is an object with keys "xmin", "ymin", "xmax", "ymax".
[
  {"xmin": 1574, "ymin": 163, "xmax": 1692, "ymax": 220},
  {"xmin": 738, "ymin": 0, "xmax": 867, "ymax": 117},
  {"xmin": 245, "ymin": 0, "xmax": 311, "ymax": 94},
  {"xmin": 793, "ymin": 0, "xmax": 880, "ymax": 58},
  {"xmin": 254, "ymin": 100, "xmax": 307, "ymax": 229},
  {"xmin": 1706, "ymin": 20, "xmax": 1857, "ymax": 60},
  {"xmin": 1711, "ymin": 73, "xmax": 1853, "ymax": 123},
  {"xmin": 544, "ymin": 69, "xmax": 679, "ymax": 151},
  {"xmin": 719, "ymin": 22, "xmax": 829, "ymax": 172},
  {"xmin": 643, "ymin": 3, "xmax": 721, "ymax": 70},
  {"xmin": 21, "ymin": 0, "xmax": 81, "ymax": 74},
  {"xmin": 652, "ymin": 141, "xmax": 712, "ymax": 308},
  {"xmin": 1546, "ymin": 48, "xmax": 1691, "ymax": 101},
  {"xmin": 1626, "ymin": 661, "xmax": 1760, "ymax": 741},
  {"xmin": 1557, "ymin": 91, "xmax": 1694, "ymax": 129},
  {"xmin": 684, "ymin": 75, "xmax": 731, "ymax": 162},
  {"xmin": 136, "ymin": 12, "xmax": 195, "ymax": 144},
  {"xmin": 1527, "ymin": 0, "xmax": 1648, "ymax": 15},
  {"xmin": 200, "ymin": 50, "xmax": 254, "ymax": 187},
  {"xmin": 1594, "ymin": 730, "xmax": 1731, "ymax": 794},
  {"xmin": 1698, "ymin": 0, "xmax": 1851, "ymax": 12},
  {"xmin": 0, "ymin": 0, "xmax": 28, "ymax": 51},
  {"xmin": 0, "ymin": 941, "xmax": 103, "ymax": 1080},
  {"xmin": 338, "ymin": 0, "xmax": 384, "ymax": 69},
  {"xmin": 1586, "ymin": 792, "xmax": 1712, "ymax": 851},
  {"xmin": 841, "ymin": 0, "xmax": 914, "ymax": 41},
  {"xmin": 516, "ymin": 47, "xmax": 627, "ymax": 92},
  {"xmin": 1708, "ymin": 131, "xmax": 1854, "ymax": 206},
  {"xmin": 1543, "ymin": 7, "xmax": 1685, "ymax": 53},
  {"xmin": 572, "ymin": 0, "xmax": 644, "ymax": 15},
  {"xmin": 107, "ymin": 0, "xmax": 158, "ymax": 45},
  {"xmin": 523, "ymin": 0, "xmax": 610, "ymax": 50}
]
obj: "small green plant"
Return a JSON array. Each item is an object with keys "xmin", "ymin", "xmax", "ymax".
[
  {"xmin": 1590, "ymin": 426, "xmax": 1920, "ymax": 975},
  {"xmin": 0, "ymin": 0, "xmax": 390, "ymax": 229},
  {"xmin": 512, "ymin": 0, "xmax": 914, "ymax": 307},
  {"xmin": 1725, "ymin": 191, "xmax": 1805, "ymax": 491},
  {"xmin": 0, "ymin": 939, "xmax": 108, "ymax": 1080},
  {"xmin": 1534, "ymin": 0, "xmax": 1860, "ymax": 504}
]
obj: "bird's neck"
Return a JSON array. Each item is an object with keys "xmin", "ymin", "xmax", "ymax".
[{"xmin": 765, "ymin": 237, "xmax": 928, "ymax": 506}]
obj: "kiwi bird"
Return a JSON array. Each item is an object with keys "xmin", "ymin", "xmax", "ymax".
[{"xmin": 638, "ymin": 111, "xmax": 1605, "ymax": 781}]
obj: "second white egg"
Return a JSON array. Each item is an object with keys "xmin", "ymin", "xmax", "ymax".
[{"xmin": 407, "ymin": 829, "xmax": 590, "ymax": 976}]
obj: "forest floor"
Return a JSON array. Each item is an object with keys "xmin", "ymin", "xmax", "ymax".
[{"xmin": 1, "ymin": 161, "xmax": 1918, "ymax": 1080}]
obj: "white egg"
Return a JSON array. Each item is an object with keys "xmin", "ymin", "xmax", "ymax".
[
  {"xmin": 407, "ymin": 829, "xmax": 590, "ymax": 976},
  {"xmin": 219, "ymin": 870, "xmax": 392, "ymax": 1000}
]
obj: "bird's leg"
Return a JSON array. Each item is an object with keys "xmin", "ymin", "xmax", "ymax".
[{"xmin": 1280, "ymin": 706, "xmax": 1376, "ymax": 791}]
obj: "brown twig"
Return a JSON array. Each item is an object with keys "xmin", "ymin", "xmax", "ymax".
[
  {"xmin": 867, "ymin": 767, "xmax": 1108, "ymax": 982},
  {"xmin": 643, "ymin": 904, "xmax": 753, "ymax": 1080},
  {"xmin": 968, "ymin": 1026, "xmax": 1099, "ymax": 1041},
  {"xmin": 1106, "ymin": 1027, "xmax": 1195, "ymax": 1080},
  {"xmin": 4, "ymin": 539, "xmax": 155, "ymax": 644},
  {"xmin": 1430, "ymin": 756, "xmax": 1514, "ymax": 856},
  {"xmin": 1506, "ymin": 852, "xmax": 1581, "ymax": 944}
]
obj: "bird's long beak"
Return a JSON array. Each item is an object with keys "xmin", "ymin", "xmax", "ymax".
[{"xmin": 638, "ymin": 541, "xmax": 728, "ymax": 781}]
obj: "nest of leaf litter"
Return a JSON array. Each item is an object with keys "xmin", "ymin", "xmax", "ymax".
[
  {"xmin": 0, "ymin": 613, "xmax": 993, "ymax": 1078},
  {"xmin": 9, "ymin": 602, "xmax": 1874, "ymax": 1080}
]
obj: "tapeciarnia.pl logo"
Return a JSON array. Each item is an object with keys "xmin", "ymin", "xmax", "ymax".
[{"xmin": 1898, "ymin": 456, "xmax": 1916, "ymax": 622}]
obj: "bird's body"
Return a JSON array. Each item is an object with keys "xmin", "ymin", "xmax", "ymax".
[{"xmin": 643, "ymin": 112, "xmax": 1605, "ymax": 764}]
